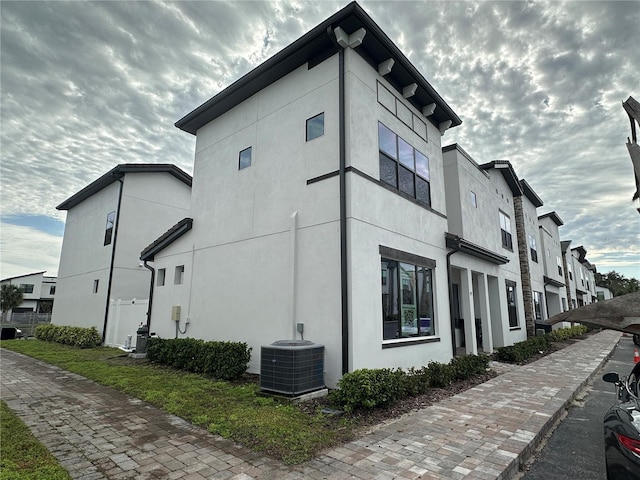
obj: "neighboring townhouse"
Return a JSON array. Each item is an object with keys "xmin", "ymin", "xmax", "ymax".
[
  {"xmin": 561, "ymin": 243, "xmax": 597, "ymax": 308},
  {"xmin": 596, "ymin": 285, "xmax": 614, "ymax": 301},
  {"xmin": 143, "ymin": 2, "xmax": 464, "ymax": 388},
  {"xmin": 537, "ymin": 212, "xmax": 568, "ymax": 318},
  {"xmin": 442, "ymin": 145, "xmax": 526, "ymax": 354},
  {"xmin": 0, "ymin": 271, "xmax": 57, "ymax": 317},
  {"xmin": 52, "ymin": 164, "xmax": 192, "ymax": 345}
]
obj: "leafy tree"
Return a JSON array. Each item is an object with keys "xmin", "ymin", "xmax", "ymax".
[
  {"xmin": 1, "ymin": 284, "xmax": 24, "ymax": 319},
  {"xmin": 595, "ymin": 271, "xmax": 640, "ymax": 297}
]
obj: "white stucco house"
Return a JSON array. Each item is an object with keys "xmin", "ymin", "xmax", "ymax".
[
  {"xmin": 52, "ymin": 164, "xmax": 192, "ymax": 345},
  {"xmin": 596, "ymin": 285, "xmax": 614, "ymax": 301},
  {"xmin": 441, "ymin": 145, "xmax": 526, "ymax": 354},
  {"xmin": 561, "ymin": 241, "xmax": 597, "ymax": 309},
  {"xmin": 142, "ymin": 2, "xmax": 466, "ymax": 388},
  {"xmin": 537, "ymin": 211, "xmax": 568, "ymax": 319},
  {"xmin": 0, "ymin": 271, "xmax": 57, "ymax": 316}
]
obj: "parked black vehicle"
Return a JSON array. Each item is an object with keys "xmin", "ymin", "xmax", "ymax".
[
  {"xmin": 603, "ymin": 362, "xmax": 640, "ymax": 480},
  {"xmin": 0, "ymin": 327, "xmax": 23, "ymax": 340}
]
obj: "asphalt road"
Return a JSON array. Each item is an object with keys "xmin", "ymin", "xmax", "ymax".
[{"xmin": 520, "ymin": 334, "xmax": 636, "ymax": 480}]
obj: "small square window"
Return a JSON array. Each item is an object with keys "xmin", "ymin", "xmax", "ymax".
[
  {"xmin": 306, "ymin": 113, "xmax": 324, "ymax": 141},
  {"xmin": 157, "ymin": 268, "xmax": 166, "ymax": 287},
  {"xmin": 174, "ymin": 265, "xmax": 185, "ymax": 285},
  {"xmin": 239, "ymin": 147, "xmax": 252, "ymax": 170},
  {"xmin": 93, "ymin": 279, "xmax": 99, "ymax": 293}
]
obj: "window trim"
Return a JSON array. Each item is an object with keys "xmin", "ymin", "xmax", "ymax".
[
  {"xmin": 174, "ymin": 265, "xmax": 185, "ymax": 285},
  {"xmin": 19, "ymin": 284, "xmax": 34, "ymax": 294},
  {"xmin": 506, "ymin": 280, "xmax": 519, "ymax": 329},
  {"xmin": 499, "ymin": 211, "xmax": 513, "ymax": 251},
  {"xmin": 104, "ymin": 211, "xmax": 116, "ymax": 246},
  {"xmin": 157, "ymin": 268, "xmax": 166, "ymax": 287}
]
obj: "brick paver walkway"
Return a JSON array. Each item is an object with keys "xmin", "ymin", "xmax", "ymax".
[{"xmin": 1, "ymin": 329, "xmax": 621, "ymax": 480}]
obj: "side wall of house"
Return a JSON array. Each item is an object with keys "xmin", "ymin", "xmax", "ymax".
[
  {"xmin": 152, "ymin": 55, "xmax": 345, "ymax": 386},
  {"xmin": 52, "ymin": 183, "xmax": 120, "ymax": 330}
]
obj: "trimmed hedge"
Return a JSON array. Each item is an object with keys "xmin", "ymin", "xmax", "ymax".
[
  {"xmin": 146, "ymin": 337, "xmax": 251, "ymax": 381},
  {"xmin": 34, "ymin": 325, "xmax": 102, "ymax": 348},
  {"xmin": 495, "ymin": 325, "xmax": 588, "ymax": 363},
  {"xmin": 333, "ymin": 354, "xmax": 490, "ymax": 412}
]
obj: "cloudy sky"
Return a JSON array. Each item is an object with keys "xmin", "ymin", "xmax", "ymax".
[{"xmin": 1, "ymin": 0, "xmax": 639, "ymax": 281}]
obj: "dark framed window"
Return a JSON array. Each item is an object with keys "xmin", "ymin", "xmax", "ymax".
[
  {"xmin": 506, "ymin": 280, "xmax": 518, "ymax": 328},
  {"xmin": 557, "ymin": 256, "xmax": 563, "ymax": 276},
  {"xmin": 49, "ymin": 286, "xmax": 56, "ymax": 295},
  {"xmin": 528, "ymin": 234, "xmax": 538, "ymax": 263},
  {"xmin": 381, "ymin": 257, "xmax": 435, "ymax": 340},
  {"xmin": 104, "ymin": 211, "xmax": 115, "ymax": 246},
  {"xmin": 533, "ymin": 291, "xmax": 544, "ymax": 321},
  {"xmin": 378, "ymin": 122, "xmax": 430, "ymax": 207},
  {"xmin": 239, "ymin": 147, "xmax": 252, "ymax": 170},
  {"xmin": 499, "ymin": 211, "xmax": 512, "ymax": 250},
  {"xmin": 306, "ymin": 113, "xmax": 324, "ymax": 141},
  {"xmin": 18, "ymin": 284, "xmax": 34, "ymax": 294},
  {"xmin": 93, "ymin": 279, "xmax": 99, "ymax": 293}
]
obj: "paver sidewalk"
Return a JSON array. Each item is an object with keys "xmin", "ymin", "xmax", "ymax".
[{"xmin": 1, "ymin": 329, "xmax": 621, "ymax": 480}]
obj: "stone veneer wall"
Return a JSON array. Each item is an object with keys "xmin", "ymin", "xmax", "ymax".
[{"xmin": 513, "ymin": 196, "xmax": 535, "ymax": 338}]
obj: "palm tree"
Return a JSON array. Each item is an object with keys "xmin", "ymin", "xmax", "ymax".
[{"xmin": 1, "ymin": 284, "xmax": 24, "ymax": 321}]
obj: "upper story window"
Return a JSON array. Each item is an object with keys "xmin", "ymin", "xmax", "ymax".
[
  {"xmin": 49, "ymin": 286, "xmax": 56, "ymax": 295},
  {"xmin": 174, "ymin": 265, "xmax": 185, "ymax": 285},
  {"xmin": 579, "ymin": 267, "xmax": 584, "ymax": 285},
  {"xmin": 93, "ymin": 279, "xmax": 99, "ymax": 293},
  {"xmin": 157, "ymin": 268, "xmax": 166, "ymax": 287},
  {"xmin": 104, "ymin": 211, "xmax": 115, "ymax": 246},
  {"xmin": 239, "ymin": 147, "xmax": 252, "ymax": 170},
  {"xmin": 528, "ymin": 235, "xmax": 538, "ymax": 263},
  {"xmin": 533, "ymin": 291, "xmax": 544, "ymax": 321},
  {"xmin": 19, "ymin": 283, "xmax": 34, "ymax": 294},
  {"xmin": 378, "ymin": 122, "xmax": 430, "ymax": 207},
  {"xmin": 306, "ymin": 113, "xmax": 324, "ymax": 141},
  {"xmin": 499, "ymin": 211, "xmax": 512, "ymax": 250},
  {"xmin": 470, "ymin": 191, "xmax": 477, "ymax": 208},
  {"xmin": 568, "ymin": 262, "xmax": 573, "ymax": 280},
  {"xmin": 557, "ymin": 256, "xmax": 563, "ymax": 276}
]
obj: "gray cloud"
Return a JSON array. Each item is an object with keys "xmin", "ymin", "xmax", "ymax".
[{"xmin": 1, "ymin": 0, "xmax": 638, "ymax": 279}]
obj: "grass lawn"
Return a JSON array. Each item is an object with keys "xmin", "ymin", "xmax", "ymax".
[
  {"xmin": 0, "ymin": 400, "xmax": 72, "ymax": 480},
  {"xmin": 0, "ymin": 339, "xmax": 355, "ymax": 465}
]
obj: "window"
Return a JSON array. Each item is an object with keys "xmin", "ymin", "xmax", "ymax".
[
  {"xmin": 49, "ymin": 286, "xmax": 56, "ymax": 295},
  {"xmin": 568, "ymin": 263, "xmax": 573, "ymax": 280},
  {"xmin": 470, "ymin": 191, "xmax": 477, "ymax": 208},
  {"xmin": 378, "ymin": 122, "xmax": 430, "ymax": 206},
  {"xmin": 557, "ymin": 256, "xmax": 563, "ymax": 276},
  {"xmin": 597, "ymin": 291, "xmax": 605, "ymax": 301},
  {"xmin": 499, "ymin": 211, "xmax": 512, "ymax": 250},
  {"xmin": 562, "ymin": 297, "xmax": 567, "ymax": 311},
  {"xmin": 239, "ymin": 147, "xmax": 252, "ymax": 170},
  {"xmin": 381, "ymin": 257, "xmax": 435, "ymax": 340},
  {"xmin": 529, "ymin": 235, "xmax": 538, "ymax": 263},
  {"xmin": 306, "ymin": 113, "xmax": 324, "ymax": 141},
  {"xmin": 174, "ymin": 265, "xmax": 185, "ymax": 285},
  {"xmin": 104, "ymin": 211, "xmax": 115, "ymax": 246},
  {"xmin": 93, "ymin": 279, "xmax": 99, "ymax": 293},
  {"xmin": 533, "ymin": 291, "xmax": 544, "ymax": 321},
  {"xmin": 157, "ymin": 268, "xmax": 166, "ymax": 287},
  {"xmin": 506, "ymin": 281, "xmax": 519, "ymax": 328},
  {"xmin": 579, "ymin": 268, "xmax": 584, "ymax": 286},
  {"xmin": 19, "ymin": 284, "xmax": 34, "ymax": 294}
]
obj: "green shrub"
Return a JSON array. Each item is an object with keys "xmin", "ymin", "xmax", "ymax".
[
  {"xmin": 34, "ymin": 325, "xmax": 101, "ymax": 348},
  {"xmin": 495, "ymin": 326, "xmax": 587, "ymax": 364},
  {"xmin": 425, "ymin": 361, "xmax": 454, "ymax": 388},
  {"xmin": 547, "ymin": 324, "xmax": 587, "ymax": 342},
  {"xmin": 146, "ymin": 337, "xmax": 251, "ymax": 381},
  {"xmin": 332, "ymin": 368, "xmax": 406, "ymax": 412},
  {"xmin": 450, "ymin": 354, "xmax": 490, "ymax": 381}
]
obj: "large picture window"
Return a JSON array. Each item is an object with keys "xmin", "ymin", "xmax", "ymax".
[
  {"xmin": 378, "ymin": 122, "xmax": 430, "ymax": 207},
  {"xmin": 506, "ymin": 280, "xmax": 519, "ymax": 328},
  {"xmin": 381, "ymin": 257, "xmax": 435, "ymax": 340}
]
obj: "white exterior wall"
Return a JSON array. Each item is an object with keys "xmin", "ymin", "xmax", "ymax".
[
  {"xmin": 441, "ymin": 147, "xmax": 525, "ymax": 349},
  {"xmin": 538, "ymin": 217, "xmax": 567, "ymax": 316},
  {"xmin": 152, "ymin": 56, "xmax": 344, "ymax": 386},
  {"xmin": 0, "ymin": 272, "xmax": 56, "ymax": 313},
  {"xmin": 52, "ymin": 173, "xmax": 191, "ymax": 336},
  {"xmin": 345, "ymin": 50, "xmax": 453, "ymax": 370}
]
